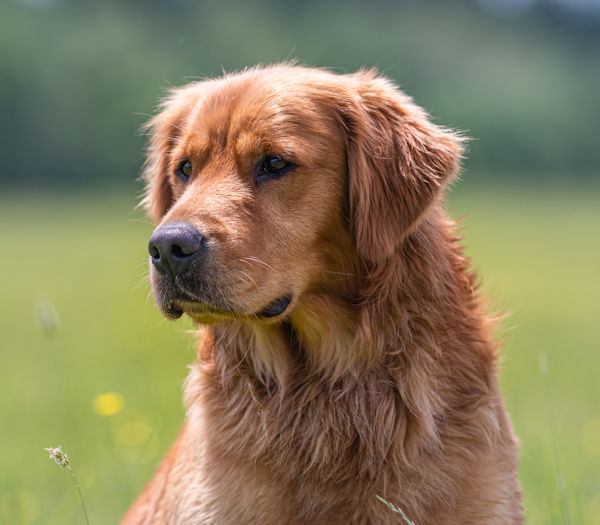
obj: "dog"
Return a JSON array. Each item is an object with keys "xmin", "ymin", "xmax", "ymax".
[{"xmin": 122, "ymin": 64, "xmax": 524, "ymax": 524}]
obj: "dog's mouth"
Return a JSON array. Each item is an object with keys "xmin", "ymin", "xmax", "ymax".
[
  {"xmin": 156, "ymin": 280, "xmax": 235, "ymax": 321},
  {"xmin": 159, "ymin": 284, "xmax": 293, "ymax": 323},
  {"xmin": 256, "ymin": 295, "xmax": 292, "ymax": 318}
]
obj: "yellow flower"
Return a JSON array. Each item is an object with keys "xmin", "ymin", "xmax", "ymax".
[{"xmin": 92, "ymin": 392, "xmax": 125, "ymax": 416}]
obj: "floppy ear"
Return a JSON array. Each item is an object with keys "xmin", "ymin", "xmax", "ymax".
[
  {"xmin": 342, "ymin": 72, "xmax": 464, "ymax": 263},
  {"xmin": 140, "ymin": 88, "xmax": 193, "ymax": 223}
]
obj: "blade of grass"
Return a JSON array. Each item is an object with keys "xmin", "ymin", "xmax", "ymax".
[{"xmin": 376, "ymin": 495, "xmax": 415, "ymax": 524}]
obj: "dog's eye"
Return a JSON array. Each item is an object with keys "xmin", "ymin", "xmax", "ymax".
[
  {"xmin": 176, "ymin": 160, "xmax": 192, "ymax": 182},
  {"xmin": 264, "ymin": 156, "xmax": 287, "ymax": 172},
  {"xmin": 255, "ymin": 155, "xmax": 294, "ymax": 184}
]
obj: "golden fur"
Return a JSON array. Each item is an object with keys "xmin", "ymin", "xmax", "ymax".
[{"xmin": 122, "ymin": 64, "xmax": 523, "ymax": 524}]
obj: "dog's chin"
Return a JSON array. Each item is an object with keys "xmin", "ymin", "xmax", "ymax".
[
  {"xmin": 155, "ymin": 296, "xmax": 234, "ymax": 323},
  {"xmin": 180, "ymin": 301, "xmax": 236, "ymax": 324}
]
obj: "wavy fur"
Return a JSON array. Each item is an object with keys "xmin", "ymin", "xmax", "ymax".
[{"xmin": 123, "ymin": 64, "xmax": 523, "ymax": 524}]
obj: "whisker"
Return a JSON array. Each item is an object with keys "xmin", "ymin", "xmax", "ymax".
[
  {"xmin": 232, "ymin": 269, "xmax": 258, "ymax": 289},
  {"xmin": 130, "ymin": 275, "xmax": 150, "ymax": 294},
  {"xmin": 132, "ymin": 260, "xmax": 150, "ymax": 270},
  {"xmin": 127, "ymin": 217, "xmax": 155, "ymax": 226},
  {"xmin": 232, "ymin": 272, "xmax": 249, "ymax": 288},
  {"xmin": 242, "ymin": 256, "xmax": 275, "ymax": 271}
]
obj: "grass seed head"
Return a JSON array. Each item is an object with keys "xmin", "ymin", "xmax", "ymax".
[{"xmin": 44, "ymin": 446, "xmax": 70, "ymax": 470}]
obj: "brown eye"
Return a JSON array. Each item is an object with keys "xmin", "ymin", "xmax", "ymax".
[
  {"xmin": 255, "ymin": 155, "xmax": 294, "ymax": 184},
  {"xmin": 266, "ymin": 156, "xmax": 286, "ymax": 171},
  {"xmin": 176, "ymin": 160, "xmax": 192, "ymax": 182}
]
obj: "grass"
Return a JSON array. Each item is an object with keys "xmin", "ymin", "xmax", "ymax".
[
  {"xmin": 43, "ymin": 447, "xmax": 90, "ymax": 525},
  {"xmin": 376, "ymin": 495, "xmax": 415, "ymax": 524},
  {"xmin": 0, "ymin": 182, "xmax": 598, "ymax": 524}
]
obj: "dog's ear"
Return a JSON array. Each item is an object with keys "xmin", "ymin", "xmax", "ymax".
[
  {"xmin": 341, "ymin": 72, "xmax": 464, "ymax": 263},
  {"xmin": 140, "ymin": 89, "xmax": 193, "ymax": 223}
]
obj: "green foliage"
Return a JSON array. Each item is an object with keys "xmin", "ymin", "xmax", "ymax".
[
  {"xmin": 0, "ymin": 184, "xmax": 598, "ymax": 523},
  {"xmin": 1, "ymin": 0, "xmax": 599, "ymax": 188}
]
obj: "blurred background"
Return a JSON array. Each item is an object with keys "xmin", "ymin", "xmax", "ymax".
[{"xmin": 1, "ymin": 0, "xmax": 598, "ymax": 523}]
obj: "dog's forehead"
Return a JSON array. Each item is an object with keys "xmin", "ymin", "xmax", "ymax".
[{"xmin": 181, "ymin": 71, "xmax": 341, "ymax": 156}]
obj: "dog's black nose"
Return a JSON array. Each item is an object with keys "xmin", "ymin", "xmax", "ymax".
[{"xmin": 148, "ymin": 222, "xmax": 205, "ymax": 277}]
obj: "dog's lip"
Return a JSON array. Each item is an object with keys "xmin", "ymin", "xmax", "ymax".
[
  {"xmin": 158, "ymin": 282, "xmax": 232, "ymax": 320},
  {"xmin": 180, "ymin": 300, "xmax": 230, "ymax": 315},
  {"xmin": 257, "ymin": 295, "xmax": 292, "ymax": 318},
  {"xmin": 172, "ymin": 295, "xmax": 293, "ymax": 321},
  {"xmin": 163, "ymin": 301, "xmax": 184, "ymax": 319},
  {"xmin": 158, "ymin": 279, "xmax": 293, "ymax": 321},
  {"xmin": 177, "ymin": 295, "xmax": 293, "ymax": 320}
]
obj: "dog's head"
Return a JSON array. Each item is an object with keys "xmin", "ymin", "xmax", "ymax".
[{"xmin": 142, "ymin": 65, "xmax": 463, "ymax": 324}]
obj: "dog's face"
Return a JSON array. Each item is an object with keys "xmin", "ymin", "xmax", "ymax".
[{"xmin": 143, "ymin": 66, "xmax": 462, "ymax": 324}]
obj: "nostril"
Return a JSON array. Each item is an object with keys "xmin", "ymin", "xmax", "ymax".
[
  {"xmin": 171, "ymin": 244, "xmax": 190, "ymax": 258},
  {"xmin": 149, "ymin": 245, "xmax": 160, "ymax": 259},
  {"xmin": 170, "ymin": 234, "xmax": 205, "ymax": 259}
]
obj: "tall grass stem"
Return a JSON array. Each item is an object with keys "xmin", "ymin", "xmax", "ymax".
[
  {"xmin": 538, "ymin": 353, "xmax": 571, "ymax": 525},
  {"xmin": 44, "ymin": 446, "xmax": 91, "ymax": 525}
]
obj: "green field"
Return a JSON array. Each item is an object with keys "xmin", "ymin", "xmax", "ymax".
[{"xmin": 0, "ymin": 185, "xmax": 598, "ymax": 524}]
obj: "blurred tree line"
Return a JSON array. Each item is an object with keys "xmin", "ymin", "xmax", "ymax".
[{"xmin": 1, "ymin": 0, "xmax": 599, "ymax": 188}]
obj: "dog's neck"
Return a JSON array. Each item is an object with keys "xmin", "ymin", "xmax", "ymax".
[{"xmin": 196, "ymin": 290, "xmax": 361, "ymax": 389}]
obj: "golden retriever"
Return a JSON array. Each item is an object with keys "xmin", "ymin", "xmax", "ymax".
[{"xmin": 122, "ymin": 64, "xmax": 523, "ymax": 524}]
